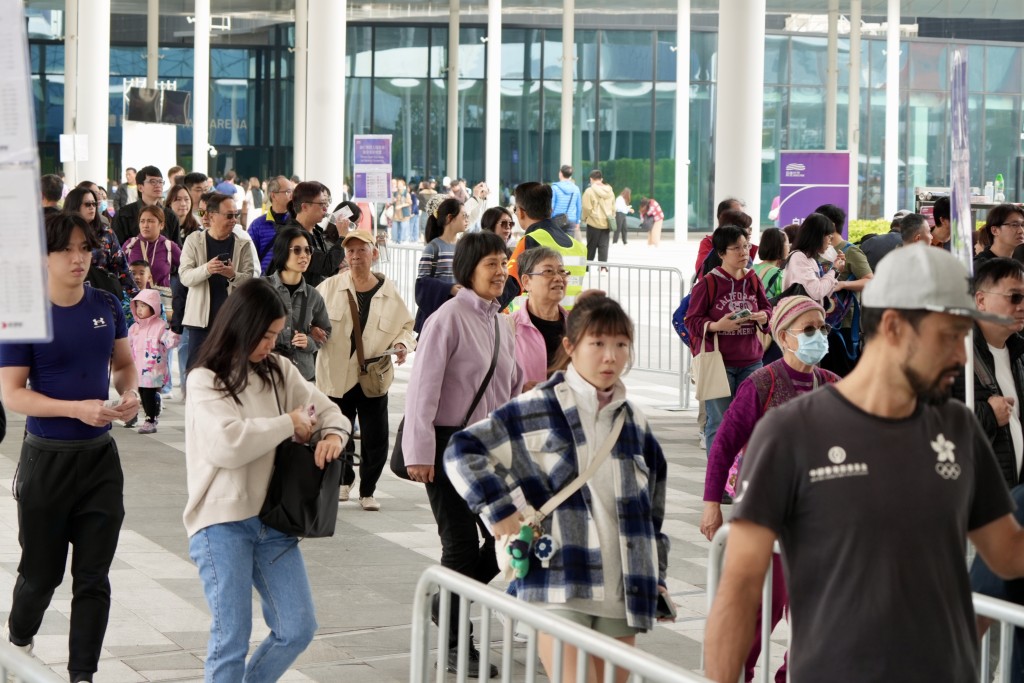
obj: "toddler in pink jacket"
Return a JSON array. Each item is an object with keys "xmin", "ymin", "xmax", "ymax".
[{"xmin": 127, "ymin": 289, "xmax": 180, "ymax": 433}]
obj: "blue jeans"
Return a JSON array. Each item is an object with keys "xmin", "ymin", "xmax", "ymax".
[
  {"xmin": 394, "ymin": 219, "xmax": 410, "ymax": 243},
  {"xmin": 177, "ymin": 329, "xmax": 190, "ymax": 389},
  {"xmin": 189, "ymin": 517, "xmax": 318, "ymax": 683},
  {"xmin": 705, "ymin": 362, "xmax": 762, "ymax": 455}
]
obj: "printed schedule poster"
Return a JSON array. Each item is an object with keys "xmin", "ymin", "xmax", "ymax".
[
  {"xmin": 0, "ymin": 168, "xmax": 50, "ymax": 342},
  {"xmin": 353, "ymin": 134, "xmax": 393, "ymax": 203}
]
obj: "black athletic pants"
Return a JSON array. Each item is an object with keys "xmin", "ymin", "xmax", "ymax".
[
  {"xmin": 185, "ymin": 325, "xmax": 209, "ymax": 370},
  {"xmin": 330, "ymin": 384, "xmax": 389, "ymax": 498},
  {"xmin": 586, "ymin": 226, "xmax": 610, "ymax": 262},
  {"xmin": 613, "ymin": 213, "xmax": 628, "ymax": 244},
  {"xmin": 138, "ymin": 387, "xmax": 161, "ymax": 421},
  {"xmin": 10, "ymin": 433, "xmax": 124, "ymax": 678}
]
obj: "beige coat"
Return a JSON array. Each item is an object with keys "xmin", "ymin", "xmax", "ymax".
[
  {"xmin": 315, "ymin": 271, "xmax": 417, "ymax": 398},
  {"xmin": 178, "ymin": 229, "xmax": 256, "ymax": 328}
]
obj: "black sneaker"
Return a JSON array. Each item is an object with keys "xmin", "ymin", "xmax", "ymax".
[
  {"xmin": 123, "ymin": 416, "xmax": 138, "ymax": 429},
  {"xmin": 446, "ymin": 642, "xmax": 498, "ymax": 679}
]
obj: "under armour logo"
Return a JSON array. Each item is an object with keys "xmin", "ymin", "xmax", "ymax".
[{"xmin": 93, "ymin": 317, "xmax": 107, "ymax": 328}]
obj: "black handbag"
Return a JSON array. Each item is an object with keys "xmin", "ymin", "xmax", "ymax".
[
  {"xmin": 259, "ymin": 383, "xmax": 343, "ymax": 538},
  {"xmin": 390, "ymin": 316, "xmax": 501, "ymax": 481}
]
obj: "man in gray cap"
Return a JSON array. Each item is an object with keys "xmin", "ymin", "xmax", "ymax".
[{"xmin": 705, "ymin": 246, "xmax": 1024, "ymax": 682}]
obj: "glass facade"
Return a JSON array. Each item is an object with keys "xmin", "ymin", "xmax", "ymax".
[{"xmin": 24, "ymin": 8, "xmax": 1024, "ymax": 232}]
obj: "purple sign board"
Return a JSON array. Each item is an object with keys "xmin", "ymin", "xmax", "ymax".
[
  {"xmin": 352, "ymin": 134, "xmax": 393, "ymax": 203},
  {"xmin": 778, "ymin": 151, "xmax": 851, "ymax": 238}
]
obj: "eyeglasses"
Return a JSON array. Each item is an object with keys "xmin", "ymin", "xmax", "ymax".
[
  {"xmin": 272, "ymin": 189, "xmax": 293, "ymax": 195},
  {"xmin": 786, "ymin": 324, "xmax": 832, "ymax": 338},
  {"xmin": 289, "ymin": 246, "xmax": 313, "ymax": 256},
  {"xmin": 497, "ymin": 220, "xmax": 514, "ymax": 228},
  {"xmin": 143, "ymin": 178, "xmax": 165, "ymax": 187},
  {"xmin": 726, "ymin": 244, "xmax": 751, "ymax": 252},
  {"xmin": 526, "ymin": 269, "xmax": 571, "ymax": 279},
  {"xmin": 981, "ymin": 290, "xmax": 1024, "ymax": 305},
  {"xmin": 305, "ymin": 201, "xmax": 330, "ymax": 209},
  {"xmin": 1000, "ymin": 222, "xmax": 1024, "ymax": 231},
  {"xmin": 210, "ymin": 211, "xmax": 242, "ymax": 220},
  {"xmin": 82, "ymin": 202, "xmax": 97, "ymax": 208}
]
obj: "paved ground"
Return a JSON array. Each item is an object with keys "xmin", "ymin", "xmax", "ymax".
[{"xmin": 0, "ymin": 236, "xmax": 791, "ymax": 682}]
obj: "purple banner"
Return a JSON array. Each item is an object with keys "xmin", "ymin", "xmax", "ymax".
[
  {"xmin": 353, "ymin": 136, "xmax": 391, "ymax": 166},
  {"xmin": 778, "ymin": 151, "xmax": 851, "ymax": 238},
  {"xmin": 950, "ymin": 49, "xmax": 973, "ymax": 273}
]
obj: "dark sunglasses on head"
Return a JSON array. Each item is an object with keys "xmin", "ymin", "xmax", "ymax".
[{"xmin": 289, "ymin": 246, "xmax": 313, "ymax": 256}]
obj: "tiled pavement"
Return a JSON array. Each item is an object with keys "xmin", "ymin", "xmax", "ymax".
[{"xmin": 0, "ymin": 239, "xmax": 791, "ymax": 682}]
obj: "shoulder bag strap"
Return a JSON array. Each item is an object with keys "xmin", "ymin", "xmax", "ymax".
[
  {"xmin": 536, "ymin": 411, "xmax": 627, "ymax": 521},
  {"xmin": 297, "ymin": 286, "xmax": 310, "ymax": 333},
  {"xmin": 461, "ymin": 316, "xmax": 502, "ymax": 427},
  {"xmin": 345, "ymin": 290, "xmax": 367, "ymax": 373}
]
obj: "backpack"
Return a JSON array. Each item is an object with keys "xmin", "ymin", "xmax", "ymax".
[{"xmin": 672, "ymin": 273, "xmax": 718, "ymax": 348}]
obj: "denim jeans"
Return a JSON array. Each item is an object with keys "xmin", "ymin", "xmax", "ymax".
[
  {"xmin": 177, "ymin": 328, "xmax": 190, "ymax": 389},
  {"xmin": 189, "ymin": 517, "xmax": 318, "ymax": 683},
  {"xmin": 394, "ymin": 219, "xmax": 410, "ymax": 243},
  {"xmin": 704, "ymin": 361, "xmax": 762, "ymax": 455}
]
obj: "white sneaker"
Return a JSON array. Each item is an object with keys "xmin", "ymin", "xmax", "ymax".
[
  {"xmin": 3, "ymin": 622, "xmax": 34, "ymax": 682},
  {"xmin": 698, "ymin": 432, "xmax": 707, "ymax": 451},
  {"xmin": 339, "ymin": 485, "xmax": 351, "ymax": 502},
  {"xmin": 359, "ymin": 496, "xmax": 381, "ymax": 511}
]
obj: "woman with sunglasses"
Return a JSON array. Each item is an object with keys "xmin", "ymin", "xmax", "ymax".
[
  {"xmin": 265, "ymin": 227, "xmax": 331, "ymax": 381},
  {"xmin": 481, "ymin": 206, "xmax": 516, "ymax": 250},
  {"xmin": 65, "ymin": 187, "xmax": 138, "ymax": 299},
  {"xmin": 700, "ymin": 295, "xmax": 838, "ymax": 683}
]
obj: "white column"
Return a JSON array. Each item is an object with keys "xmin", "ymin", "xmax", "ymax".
[
  {"xmin": 485, "ymin": 0, "xmax": 501, "ymax": 200},
  {"xmin": 293, "ymin": 0, "xmax": 307, "ymax": 180},
  {"xmin": 62, "ymin": 0, "xmax": 78, "ymax": 185},
  {"xmin": 847, "ymin": 0, "xmax": 862, "ymax": 219},
  {"xmin": 305, "ymin": 0, "xmax": 346, "ymax": 196},
  {"xmin": 191, "ymin": 0, "xmax": 210, "ymax": 174},
  {"xmin": 674, "ymin": 0, "xmax": 689, "ymax": 241},
  {"xmin": 559, "ymin": 0, "xmax": 574, "ymax": 170},
  {"xmin": 825, "ymin": 0, "xmax": 838, "ymax": 151},
  {"xmin": 447, "ymin": 0, "xmax": 460, "ymax": 179},
  {"xmin": 76, "ymin": 0, "xmax": 109, "ymax": 184},
  {"xmin": 147, "ymin": 0, "xmax": 159, "ymax": 88},
  {"xmin": 884, "ymin": 0, "xmax": 899, "ymax": 218},
  {"xmin": 713, "ymin": 0, "xmax": 765, "ymax": 231}
]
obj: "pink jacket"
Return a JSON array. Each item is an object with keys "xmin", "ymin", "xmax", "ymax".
[
  {"xmin": 511, "ymin": 305, "xmax": 567, "ymax": 384},
  {"xmin": 128, "ymin": 289, "xmax": 181, "ymax": 388}
]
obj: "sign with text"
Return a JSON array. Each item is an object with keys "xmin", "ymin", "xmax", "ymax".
[
  {"xmin": 353, "ymin": 135, "xmax": 392, "ymax": 203},
  {"xmin": 778, "ymin": 151, "xmax": 851, "ymax": 238}
]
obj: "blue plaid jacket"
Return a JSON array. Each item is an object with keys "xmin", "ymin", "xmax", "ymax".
[{"xmin": 444, "ymin": 372, "xmax": 669, "ymax": 630}]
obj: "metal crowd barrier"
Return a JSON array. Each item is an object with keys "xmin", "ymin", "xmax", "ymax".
[
  {"xmin": 376, "ymin": 243, "xmax": 693, "ymax": 409},
  {"xmin": 0, "ymin": 642, "xmax": 64, "ymax": 683},
  {"xmin": 708, "ymin": 523, "xmax": 1024, "ymax": 683},
  {"xmin": 411, "ymin": 565, "xmax": 712, "ymax": 683}
]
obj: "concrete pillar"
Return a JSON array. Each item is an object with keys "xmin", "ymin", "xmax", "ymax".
[
  {"xmin": 76, "ymin": 0, "xmax": 110, "ymax": 184},
  {"xmin": 884, "ymin": 0, "xmax": 899, "ymax": 218},
  {"xmin": 560, "ymin": 0, "xmax": 574, "ymax": 172},
  {"xmin": 293, "ymin": 0, "xmax": 307, "ymax": 180},
  {"xmin": 825, "ymin": 0, "xmax": 838, "ymax": 151},
  {"xmin": 485, "ymin": 0, "xmax": 501, "ymax": 200},
  {"xmin": 62, "ymin": 0, "xmax": 78, "ymax": 184},
  {"xmin": 713, "ymin": 0, "xmax": 765, "ymax": 231},
  {"xmin": 675, "ymin": 0, "xmax": 689, "ymax": 240},
  {"xmin": 147, "ymin": 0, "xmax": 159, "ymax": 88},
  {"xmin": 305, "ymin": 0, "xmax": 346, "ymax": 197},
  {"xmin": 447, "ymin": 0, "xmax": 460, "ymax": 180},
  {"xmin": 848, "ymin": 0, "xmax": 862, "ymax": 219},
  {"xmin": 191, "ymin": 0, "xmax": 210, "ymax": 174}
]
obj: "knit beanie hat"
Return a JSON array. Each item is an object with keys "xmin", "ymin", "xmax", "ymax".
[{"xmin": 770, "ymin": 295, "xmax": 826, "ymax": 342}]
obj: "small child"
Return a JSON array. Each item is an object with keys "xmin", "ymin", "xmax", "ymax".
[
  {"xmin": 129, "ymin": 259, "xmax": 154, "ymax": 292},
  {"xmin": 127, "ymin": 289, "xmax": 180, "ymax": 434}
]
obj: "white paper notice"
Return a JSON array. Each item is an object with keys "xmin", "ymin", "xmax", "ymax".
[
  {"xmin": 0, "ymin": 168, "xmax": 51, "ymax": 342},
  {"xmin": 0, "ymin": 7, "xmax": 37, "ymax": 165}
]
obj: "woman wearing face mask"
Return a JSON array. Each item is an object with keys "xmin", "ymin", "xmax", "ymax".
[
  {"xmin": 699, "ymin": 295, "xmax": 839, "ymax": 683},
  {"xmin": 782, "ymin": 212, "xmax": 848, "ymax": 301}
]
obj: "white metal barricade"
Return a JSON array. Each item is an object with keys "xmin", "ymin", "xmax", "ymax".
[
  {"xmin": 0, "ymin": 642, "xmax": 64, "ymax": 683},
  {"xmin": 411, "ymin": 565, "xmax": 712, "ymax": 683}
]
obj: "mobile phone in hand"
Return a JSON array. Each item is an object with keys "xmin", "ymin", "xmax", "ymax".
[
  {"xmin": 656, "ymin": 591, "xmax": 676, "ymax": 620},
  {"xmin": 729, "ymin": 309, "xmax": 752, "ymax": 321},
  {"xmin": 217, "ymin": 253, "xmax": 231, "ymax": 264}
]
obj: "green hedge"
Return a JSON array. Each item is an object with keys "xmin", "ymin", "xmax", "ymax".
[{"xmin": 848, "ymin": 219, "xmax": 890, "ymax": 244}]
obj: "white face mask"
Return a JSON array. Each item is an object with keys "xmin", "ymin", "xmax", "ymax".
[{"xmin": 821, "ymin": 245, "xmax": 838, "ymax": 263}]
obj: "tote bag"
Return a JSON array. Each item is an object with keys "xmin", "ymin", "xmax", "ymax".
[{"xmin": 693, "ymin": 321, "xmax": 731, "ymax": 401}]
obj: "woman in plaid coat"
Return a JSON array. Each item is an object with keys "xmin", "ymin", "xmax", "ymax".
[{"xmin": 445, "ymin": 293, "xmax": 673, "ymax": 683}]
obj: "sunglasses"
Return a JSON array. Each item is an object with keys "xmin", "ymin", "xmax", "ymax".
[
  {"xmin": 289, "ymin": 246, "xmax": 313, "ymax": 256},
  {"xmin": 786, "ymin": 324, "xmax": 832, "ymax": 338},
  {"xmin": 497, "ymin": 220, "xmax": 514, "ymax": 228},
  {"xmin": 82, "ymin": 202, "xmax": 97, "ymax": 208},
  {"xmin": 211, "ymin": 211, "xmax": 242, "ymax": 220},
  {"xmin": 981, "ymin": 290, "xmax": 1024, "ymax": 305},
  {"xmin": 197, "ymin": 209, "xmax": 206, "ymax": 217}
]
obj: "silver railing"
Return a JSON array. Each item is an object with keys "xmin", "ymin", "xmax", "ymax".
[
  {"xmin": 411, "ymin": 565, "xmax": 712, "ymax": 683},
  {"xmin": 0, "ymin": 642, "xmax": 64, "ymax": 683},
  {"xmin": 377, "ymin": 243, "xmax": 693, "ymax": 409}
]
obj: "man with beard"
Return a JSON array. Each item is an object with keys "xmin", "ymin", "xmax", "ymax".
[{"xmin": 705, "ymin": 245, "xmax": 1024, "ymax": 682}]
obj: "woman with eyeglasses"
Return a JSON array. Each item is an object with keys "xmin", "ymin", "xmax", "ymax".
[
  {"xmin": 65, "ymin": 187, "xmax": 138, "ymax": 299},
  {"xmin": 264, "ymin": 227, "xmax": 330, "ymax": 381},
  {"xmin": 975, "ymin": 204, "xmax": 1024, "ymax": 268},
  {"xmin": 513, "ymin": 246, "xmax": 569, "ymax": 391},
  {"xmin": 684, "ymin": 225, "xmax": 772, "ymax": 455},
  {"xmin": 481, "ymin": 206, "xmax": 516, "ymax": 250},
  {"xmin": 167, "ymin": 184, "xmax": 202, "ymax": 241},
  {"xmin": 699, "ymin": 295, "xmax": 836, "ymax": 683}
]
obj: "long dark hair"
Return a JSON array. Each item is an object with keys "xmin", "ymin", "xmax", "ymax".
[
  {"xmin": 188, "ymin": 279, "xmax": 287, "ymax": 403},
  {"xmin": 425, "ymin": 197, "xmax": 463, "ymax": 243},
  {"xmin": 63, "ymin": 187, "xmax": 104, "ymax": 234},
  {"xmin": 792, "ymin": 213, "xmax": 835, "ymax": 258},
  {"xmin": 167, "ymin": 183, "xmax": 201, "ymax": 238},
  {"xmin": 267, "ymin": 226, "xmax": 313, "ymax": 277},
  {"xmin": 550, "ymin": 292, "xmax": 633, "ymax": 374}
]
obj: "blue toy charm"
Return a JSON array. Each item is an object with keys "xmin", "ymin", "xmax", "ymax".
[{"xmin": 533, "ymin": 534, "xmax": 556, "ymax": 567}]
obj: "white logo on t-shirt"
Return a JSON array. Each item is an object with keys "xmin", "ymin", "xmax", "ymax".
[
  {"xmin": 828, "ymin": 447, "xmax": 847, "ymax": 464},
  {"xmin": 92, "ymin": 317, "xmax": 107, "ymax": 329},
  {"xmin": 932, "ymin": 433, "xmax": 961, "ymax": 480}
]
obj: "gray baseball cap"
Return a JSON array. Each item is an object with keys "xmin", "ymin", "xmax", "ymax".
[{"xmin": 862, "ymin": 244, "xmax": 1012, "ymax": 324}]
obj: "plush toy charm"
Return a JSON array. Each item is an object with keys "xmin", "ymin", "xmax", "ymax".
[
  {"xmin": 507, "ymin": 524, "xmax": 535, "ymax": 578},
  {"xmin": 533, "ymin": 534, "xmax": 556, "ymax": 568}
]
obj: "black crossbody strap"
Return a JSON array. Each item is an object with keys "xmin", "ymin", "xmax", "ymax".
[{"xmin": 461, "ymin": 316, "xmax": 501, "ymax": 427}]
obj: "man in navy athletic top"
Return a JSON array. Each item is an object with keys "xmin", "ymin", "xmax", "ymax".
[{"xmin": 0, "ymin": 213, "xmax": 140, "ymax": 683}]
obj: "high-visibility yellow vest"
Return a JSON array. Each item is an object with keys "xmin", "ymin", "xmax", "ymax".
[{"xmin": 511, "ymin": 228, "xmax": 587, "ymax": 311}]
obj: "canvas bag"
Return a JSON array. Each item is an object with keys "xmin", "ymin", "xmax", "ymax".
[{"xmin": 693, "ymin": 321, "xmax": 731, "ymax": 401}]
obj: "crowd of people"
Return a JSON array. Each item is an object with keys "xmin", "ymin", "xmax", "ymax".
[{"xmin": 8, "ymin": 161, "xmax": 1024, "ymax": 683}]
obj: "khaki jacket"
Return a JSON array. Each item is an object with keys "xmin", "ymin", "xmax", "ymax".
[
  {"xmin": 581, "ymin": 183, "xmax": 616, "ymax": 229},
  {"xmin": 315, "ymin": 271, "xmax": 417, "ymax": 398},
  {"xmin": 178, "ymin": 229, "xmax": 256, "ymax": 329}
]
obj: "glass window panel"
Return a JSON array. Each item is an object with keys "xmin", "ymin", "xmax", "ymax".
[
  {"xmin": 374, "ymin": 78, "xmax": 428, "ymax": 179},
  {"xmin": 789, "ymin": 87, "xmax": 825, "ymax": 150},
  {"xmin": 429, "ymin": 79, "xmax": 447, "ymax": 179},
  {"xmin": 599, "ymin": 31, "xmax": 652, "ymax": 81},
  {"xmin": 542, "ymin": 79, "xmax": 562, "ymax": 183},
  {"xmin": 860, "ymin": 90, "xmax": 887, "ymax": 219},
  {"xmin": 969, "ymin": 45, "xmax": 984, "ymax": 90},
  {"xmin": 501, "ymin": 28, "xmax": 540, "ymax": 80},
  {"xmin": 347, "ymin": 25, "xmax": 373, "ymax": 77},
  {"xmin": 210, "ymin": 79, "xmax": 251, "ymax": 146},
  {"xmin": 345, "ymin": 77, "xmax": 372, "ymax": 159},
  {"xmin": 30, "ymin": 44, "xmax": 41, "ymax": 73},
  {"xmin": 655, "ymin": 31, "xmax": 676, "ymax": 82},
  {"xmin": 574, "ymin": 80, "xmax": 597, "ymax": 190},
  {"xmin": 764, "ymin": 35, "xmax": 788, "ymax": 85},
  {"xmin": 430, "ymin": 28, "xmax": 447, "ymax": 78},
  {"xmin": 689, "ymin": 83, "xmax": 714, "ymax": 230},
  {"xmin": 597, "ymin": 81, "xmax": 652, "ymax": 203},
  {"xmin": 763, "ymin": 86, "xmax": 787, "ymax": 179},
  {"xmin": 909, "ymin": 42, "xmax": 946, "ymax": 91},
  {"xmin": 791, "ymin": 36, "xmax": 826, "ymax": 86},
  {"xmin": 968, "ymin": 94, "xmax": 983, "ymax": 191},
  {"xmin": 906, "ymin": 91, "xmax": 948, "ymax": 202},
  {"xmin": 158, "ymin": 47, "xmax": 192, "ymax": 78},
  {"xmin": 867, "ymin": 39, "xmax": 885, "ymax": 90},
  {"xmin": 456, "ymin": 80, "xmax": 485, "ymax": 183},
  {"xmin": 459, "ymin": 28, "xmax": 486, "ymax": 80},
  {"xmin": 691, "ymin": 30, "xmax": 716, "ymax": 82},
  {"xmin": 500, "ymin": 80, "xmax": 541, "ymax": 186},
  {"xmin": 577, "ymin": 30, "xmax": 598, "ymax": 81},
  {"xmin": 211, "ymin": 49, "xmax": 248, "ymax": 79},
  {"xmin": 987, "ymin": 46, "xmax": 1021, "ymax": 94},
  {"xmin": 110, "ymin": 47, "xmax": 145, "ymax": 77},
  {"xmin": 42, "ymin": 78, "xmax": 63, "ymax": 141},
  {"xmin": 26, "ymin": 9, "xmax": 62, "ymax": 40},
  {"xmin": 542, "ymin": 29, "xmax": 562, "ymax": 81},
  {"xmin": 653, "ymin": 82, "xmax": 677, "ymax": 224},
  {"xmin": 984, "ymin": 95, "xmax": 1019, "ymax": 191},
  {"xmin": 374, "ymin": 27, "xmax": 430, "ymax": 78}
]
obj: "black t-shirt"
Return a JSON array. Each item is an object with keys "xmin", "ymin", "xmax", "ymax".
[
  {"xmin": 528, "ymin": 309, "xmax": 565, "ymax": 366},
  {"xmin": 282, "ymin": 281, "xmax": 302, "ymax": 297},
  {"xmin": 350, "ymin": 278, "xmax": 385, "ymax": 356},
  {"xmin": 733, "ymin": 385, "xmax": 1013, "ymax": 682},
  {"xmin": 205, "ymin": 232, "xmax": 235, "ymax": 324}
]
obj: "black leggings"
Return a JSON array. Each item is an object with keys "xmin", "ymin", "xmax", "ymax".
[
  {"xmin": 613, "ymin": 212, "xmax": 628, "ymax": 244},
  {"xmin": 138, "ymin": 387, "xmax": 161, "ymax": 421}
]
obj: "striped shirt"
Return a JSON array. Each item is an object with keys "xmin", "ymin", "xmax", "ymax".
[{"xmin": 416, "ymin": 238, "xmax": 457, "ymax": 282}]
